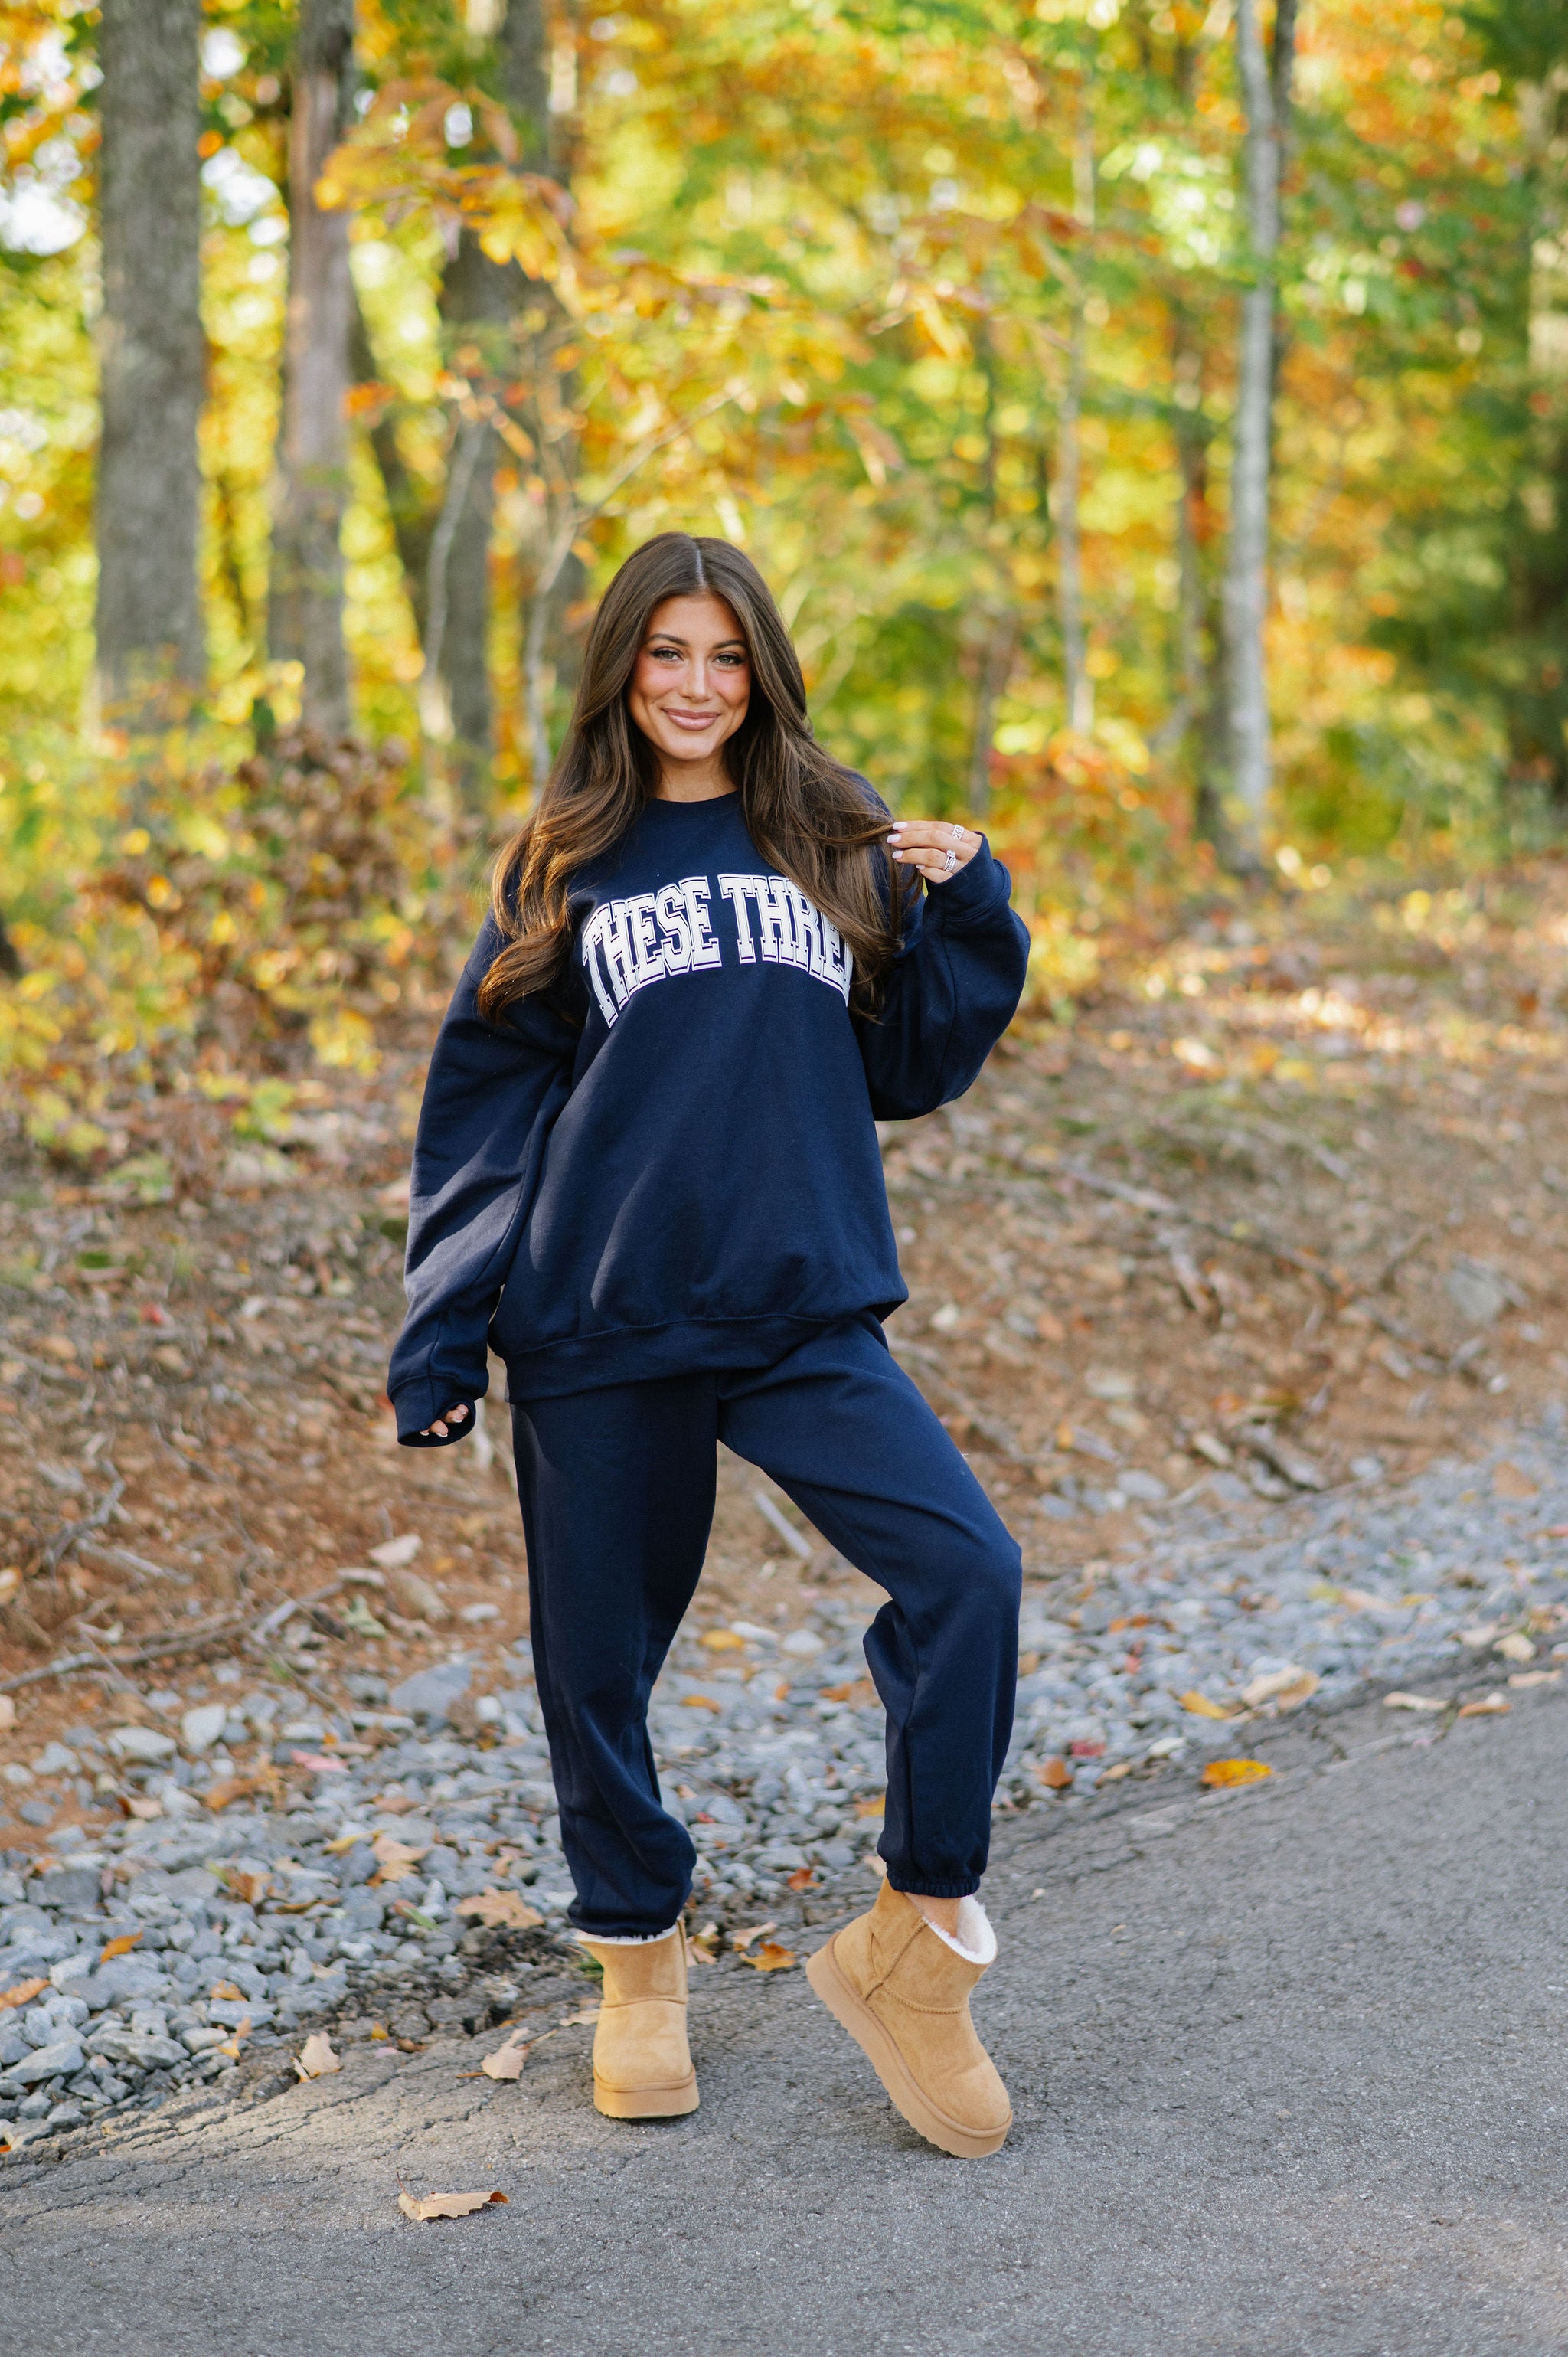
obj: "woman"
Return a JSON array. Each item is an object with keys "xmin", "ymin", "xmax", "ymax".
[{"xmin": 388, "ymin": 533, "xmax": 1031, "ymax": 2159}]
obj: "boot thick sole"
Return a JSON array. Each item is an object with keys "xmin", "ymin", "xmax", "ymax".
[
  {"xmin": 806, "ymin": 1932, "xmax": 1010, "ymax": 2159},
  {"xmin": 592, "ymin": 2068, "xmax": 699, "ymax": 2120}
]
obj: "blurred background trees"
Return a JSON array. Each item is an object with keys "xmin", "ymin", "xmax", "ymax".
[{"xmin": 2, "ymin": 0, "xmax": 1567, "ymax": 1144}]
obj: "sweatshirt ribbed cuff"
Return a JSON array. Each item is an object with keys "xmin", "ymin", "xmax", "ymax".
[{"xmin": 927, "ymin": 839, "xmax": 1008, "ymax": 929}]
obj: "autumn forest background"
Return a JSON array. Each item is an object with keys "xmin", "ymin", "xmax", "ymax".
[{"xmin": 1, "ymin": 0, "xmax": 1566, "ymax": 1160}]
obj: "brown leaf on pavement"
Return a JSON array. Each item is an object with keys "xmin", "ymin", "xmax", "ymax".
[
  {"xmin": 1200, "ymin": 1759, "xmax": 1273, "ymax": 1789},
  {"xmin": 1493, "ymin": 1461, "xmax": 1540, "ymax": 1499},
  {"xmin": 1243, "ymin": 1665, "xmax": 1318, "ymax": 1711},
  {"xmin": 100, "ymin": 1930, "xmax": 142, "ymax": 1962},
  {"xmin": 454, "ymin": 1888, "xmax": 543, "ymax": 1930},
  {"xmin": 730, "ymin": 1921, "xmax": 776, "ymax": 1952},
  {"xmin": 1458, "ymin": 1695, "xmax": 1511, "ymax": 1717},
  {"xmin": 294, "ymin": 2032, "xmax": 342, "ymax": 2079},
  {"xmin": 0, "ymin": 1977, "xmax": 47, "ymax": 2013},
  {"xmin": 397, "ymin": 2187, "xmax": 508, "ymax": 2222},
  {"xmin": 743, "ymin": 1941, "xmax": 797, "ymax": 1972},
  {"xmin": 1383, "ymin": 1691, "xmax": 1446, "ymax": 1712},
  {"xmin": 479, "ymin": 2029, "xmax": 531, "ymax": 2081},
  {"xmin": 1037, "ymin": 1756, "xmax": 1073, "ymax": 1790}
]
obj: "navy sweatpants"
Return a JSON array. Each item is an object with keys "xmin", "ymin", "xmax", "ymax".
[{"xmin": 509, "ymin": 1315, "xmax": 1022, "ymax": 1940}]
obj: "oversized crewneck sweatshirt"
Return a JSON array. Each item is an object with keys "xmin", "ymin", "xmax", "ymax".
[{"xmin": 387, "ymin": 789, "xmax": 1030, "ymax": 1442}]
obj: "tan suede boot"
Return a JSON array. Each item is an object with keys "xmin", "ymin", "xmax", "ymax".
[
  {"xmin": 577, "ymin": 1926, "xmax": 699, "ymax": 2119},
  {"xmin": 805, "ymin": 1881, "xmax": 1011, "ymax": 2158}
]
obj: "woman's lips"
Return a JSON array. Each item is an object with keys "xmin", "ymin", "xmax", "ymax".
[{"xmin": 665, "ymin": 708, "xmax": 720, "ymax": 731}]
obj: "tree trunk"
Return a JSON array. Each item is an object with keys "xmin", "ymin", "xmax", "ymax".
[
  {"xmin": 433, "ymin": 234, "xmax": 513, "ymax": 809},
  {"xmin": 967, "ymin": 615, "xmax": 1016, "ymax": 815},
  {"xmin": 420, "ymin": 0, "xmax": 554, "ymax": 808},
  {"xmin": 93, "ymin": 0, "xmax": 204, "ymax": 724},
  {"xmin": 270, "ymin": 0, "xmax": 356, "ymax": 740},
  {"xmin": 1056, "ymin": 106, "xmax": 1095, "ymax": 736},
  {"xmin": 1218, "ymin": 0, "xmax": 1294, "ymax": 855}
]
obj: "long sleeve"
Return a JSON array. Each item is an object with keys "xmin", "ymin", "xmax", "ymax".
[
  {"xmin": 856, "ymin": 839, "xmax": 1031, "ymax": 1120},
  {"xmin": 387, "ymin": 917, "xmax": 578, "ymax": 1444}
]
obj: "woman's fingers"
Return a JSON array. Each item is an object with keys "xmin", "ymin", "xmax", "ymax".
[
  {"xmin": 886, "ymin": 820, "xmax": 980, "ymax": 884},
  {"xmin": 420, "ymin": 1401, "xmax": 472, "ymax": 1440}
]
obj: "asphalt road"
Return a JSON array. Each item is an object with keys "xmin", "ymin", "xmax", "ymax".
[{"xmin": 5, "ymin": 1685, "xmax": 1567, "ymax": 2357}]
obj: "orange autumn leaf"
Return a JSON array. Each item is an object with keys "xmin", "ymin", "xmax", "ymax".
[
  {"xmin": 0, "ymin": 1977, "xmax": 47, "ymax": 2014},
  {"xmin": 100, "ymin": 1929, "xmax": 142, "ymax": 1963},
  {"xmin": 744, "ymin": 1940, "xmax": 797, "ymax": 1972},
  {"xmin": 1200, "ymin": 1759, "xmax": 1273, "ymax": 1789}
]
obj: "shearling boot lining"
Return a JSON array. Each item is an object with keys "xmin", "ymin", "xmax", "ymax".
[
  {"xmin": 917, "ymin": 1896, "xmax": 997, "ymax": 1966},
  {"xmin": 577, "ymin": 1922, "xmax": 684, "ymax": 1947}
]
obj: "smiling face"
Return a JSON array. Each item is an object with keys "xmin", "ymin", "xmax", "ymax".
[{"xmin": 626, "ymin": 592, "xmax": 752, "ymax": 798}]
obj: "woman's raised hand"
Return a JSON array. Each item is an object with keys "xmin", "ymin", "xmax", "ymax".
[
  {"xmin": 886, "ymin": 819, "xmax": 982, "ymax": 885},
  {"xmin": 420, "ymin": 1402, "xmax": 472, "ymax": 1441}
]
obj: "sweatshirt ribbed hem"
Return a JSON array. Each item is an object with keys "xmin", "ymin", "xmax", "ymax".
[{"xmin": 497, "ymin": 1303, "xmax": 904, "ymax": 1404}]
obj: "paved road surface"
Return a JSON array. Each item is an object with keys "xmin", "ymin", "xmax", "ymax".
[{"xmin": 5, "ymin": 1686, "xmax": 1566, "ymax": 2357}]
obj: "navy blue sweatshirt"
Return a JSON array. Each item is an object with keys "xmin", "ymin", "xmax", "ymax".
[{"xmin": 387, "ymin": 790, "xmax": 1030, "ymax": 1442}]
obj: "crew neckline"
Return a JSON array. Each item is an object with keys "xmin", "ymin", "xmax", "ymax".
[{"xmin": 643, "ymin": 789, "xmax": 740, "ymax": 812}]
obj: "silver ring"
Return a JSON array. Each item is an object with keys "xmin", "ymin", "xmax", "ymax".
[
  {"xmin": 951, "ymin": 822, "xmax": 964, "ymax": 844},
  {"xmin": 943, "ymin": 848, "xmax": 957, "ymax": 872}
]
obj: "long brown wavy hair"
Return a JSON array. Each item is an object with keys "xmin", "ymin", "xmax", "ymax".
[{"xmin": 477, "ymin": 533, "xmax": 911, "ymax": 1022}]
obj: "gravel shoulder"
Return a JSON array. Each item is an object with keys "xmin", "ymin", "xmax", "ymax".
[{"xmin": 5, "ymin": 1679, "xmax": 1567, "ymax": 2357}]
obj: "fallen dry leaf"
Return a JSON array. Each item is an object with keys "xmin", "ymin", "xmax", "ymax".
[
  {"xmin": 854, "ymin": 1795, "xmax": 885, "ymax": 1818},
  {"xmin": 218, "ymin": 1866, "xmax": 270, "ymax": 1905},
  {"xmin": 204, "ymin": 1774, "xmax": 277, "ymax": 1814},
  {"xmin": 1243, "ymin": 1665, "xmax": 1319, "ymax": 1711},
  {"xmin": 686, "ymin": 1924, "xmax": 720, "ymax": 1963},
  {"xmin": 294, "ymin": 2032, "xmax": 341, "ymax": 2080},
  {"xmin": 744, "ymin": 1940, "xmax": 797, "ymax": 1973},
  {"xmin": 1494, "ymin": 1632, "xmax": 1536, "ymax": 1664},
  {"xmin": 289, "ymin": 1750, "xmax": 348, "ymax": 1774},
  {"xmin": 1492, "ymin": 1461, "xmax": 1540, "ymax": 1499},
  {"xmin": 821, "ymin": 1678, "xmax": 878, "ymax": 1707},
  {"xmin": 697, "ymin": 1629, "xmax": 747, "ymax": 1652},
  {"xmin": 218, "ymin": 2015, "xmax": 251, "ymax": 2059},
  {"xmin": 1383, "ymin": 1691, "xmax": 1446, "ymax": 1713},
  {"xmin": 371, "ymin": 1832, "xmax": 430, "ymax": 1884},
  {"xmin": 100, "ymin": 1930, "xmax": 142, "ymax": 1963},
  {"xmin": 1458, "ymin": 1695, "xmax": 1511, "ymax": 1718},
  {"xmin": 209, "ymin": 1979, "xmax": 244, "ymax": 2002},
  {"xmin": 1099, "ymin": 1760, "xmax": 1135, "ymax": 1781},
  {"xmin": 324, "ymin": 1828, "xmax": 371, "ymax": 1855},
  {"xmin": 1037, "ymin": 1756, "xmax": 1073, "ymax": 1790},
  {"xmin": 479, "ymin": 2030, "xmax": 531, "ymax": 2081},
  {"xmin": 679, "ymin": 1694, "xmax": 721, "ymax": 1713},
  {"xmin": 730, "ymin": 1921, "xmax": 777, "ymax": 1953},
  {"xmin": 1508, "ymin": 1669, "xmax": 1562, "ymax": 1688},
  {"xmin": 120, "ymin": 1795, "xmax": 162, "ymax": 1821},
  {"xmin": 455, "ymin": 1888, "xmax": 543, "ymax": 1931},
  {"xmin": 1178, "ymin": 1689, "xmax": 1235, "ymax": 1721},
  {"xmin": 786, "ymin": 1866, "xmax": 815, "ymax": 1891},
  {"xmin": 0, "ymin": 1977, "xmax": 48, "ymax": 2014},
  {"xmin": 397, "ymin": 2187, "xmax": 508, "ymax": 2223},
  {"xmin": 1200, "ymin": 1759, "xmax": 1273, "ymax": 1789}
]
